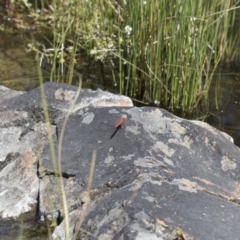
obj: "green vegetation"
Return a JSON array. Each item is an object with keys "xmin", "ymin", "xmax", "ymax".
[
  {"xmin": 33, "ymin": 0, "xmax": 240, "ymax": 115},
  {"xmin": 3, "ymin": 0, "xmax": 240, "ymax": 114}
]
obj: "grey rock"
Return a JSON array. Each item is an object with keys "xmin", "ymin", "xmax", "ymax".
[
  {"xmin": 46, "ymin": 107, "xmax": 240, "ymax": 240},
  {"xmin": 0, "ymin": 82, "xmax": 240, "ymax": 240},
  {"xmin": 0, "ymin": 82, "xmax": 133, "ymax": 124},
  {"xmin": 0, "ymin": 151, "xmax": 38, "ymax": 218},
  {"xmin": 0, "ymin": 85, "xmax": 25, "ymax": 105}
]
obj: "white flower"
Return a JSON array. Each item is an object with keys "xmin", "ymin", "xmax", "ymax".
[
  {"xmin": 143, "ymin": 0, "xmax": 147, "ymax": 4},
  {"xmin": 90, "ymin": 48, "xmax": 97, "ymax": 55},
  {"xmin": 190, "ymin": 17, "xmax": 196, "ymax": 22},
  {"xmin": 124, "ymin": 25, "xmax": 132, "ymax": 36}
]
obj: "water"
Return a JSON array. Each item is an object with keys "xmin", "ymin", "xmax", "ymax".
[
  {"xmin": 0, "ymin": 33, "xmax": 42, "ymax": 91},
  {"xmin": 207, "ymin": 73, "xmax": 240, "ymax": 146}
]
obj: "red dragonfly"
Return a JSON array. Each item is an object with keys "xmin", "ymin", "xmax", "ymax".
[{"xmin": 110, "ymin": 114, "xmax": 127, "ymax": 139}]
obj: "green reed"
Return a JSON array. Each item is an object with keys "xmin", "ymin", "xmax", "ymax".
[
  {"xmin": 27, "ymin": 0, "xmax": 238, "ymax": 114},
  {"xmin": 76, "ymin": 0, "xmax": 238, "ymax": 113},
  {"xmin": 113, "ymin": 0, "xmax": 238, "ymax": 113}
]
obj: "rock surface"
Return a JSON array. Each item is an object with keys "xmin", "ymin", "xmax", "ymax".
[{"xmin": 1, "ymin": 82, "xmax": 240, "ymax": 240}]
